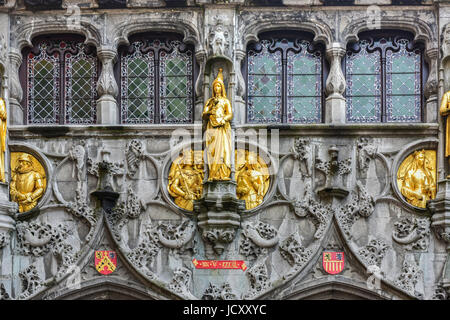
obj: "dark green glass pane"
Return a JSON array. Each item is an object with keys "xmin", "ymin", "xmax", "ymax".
[
  {"xmin": 390, "ymin": 73, "xmax": 416, "ymax": 95},
  {"xmin": 388, "ymin": 95, "xmax": 416, "ymax": 117},
  {"xmin": 251, "ymin": 55, "xmax": 280, "ymax": 74},
  {"xmin": 248, "ymin": 96, "xmax": 281, "ymax": 122},
  {"xmin": 348, "ymin": 96, "xmax": 380, "ymax": 120},
  {"xmin": 128, "ymin": 58, "xmax": 149, "ymax": 77},
  {"xmin": 250, "ymin": 75, "xmax": 279, "ymax": 96},
  {"xmin": 288, "ymin": 97, "xmax": 320, "ymax": 122},
  {"xmin": 350, "ymin": 55, "xmax": 378, "ymax": 74},
  {"xmin": 291, "ymin": 57, "xmax": 318, "ymax": 74},
  {"xmin": 348, "ymin": 75, "xmax": 380, "ymax": 96},
  {"xmin": 165, "ymin": 58, "xmax": 187, "ymax": 76},
  {"xmin": 164, "ymin": 98, "xmax": 187, "ymax": 120},
  {"xmin": 127, "ymin": 98, "xmax": 150, "ymax": 119},
  {"xmin": 128, "ymin": 78, "xmax": 150, "ymax": 98},
  {"xmin": 390, "ymin": 54, "xmax": 417, "ymax": 73},
  {"xmin": 164, "ymin": 76, "xmax": 187, "ymax": 97}
]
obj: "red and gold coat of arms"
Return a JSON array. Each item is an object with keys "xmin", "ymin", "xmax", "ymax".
[
  {"xmin": 322, "ymin": 252, "xmax": 344, "ymax": 275},
  {"xmin": 95, "ymin": 251, "xmax": 117, "ymax": 275}
]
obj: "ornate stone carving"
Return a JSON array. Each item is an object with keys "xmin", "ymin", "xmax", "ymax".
[
  {"xmin": 68, "ymin": 144, "xmax": 86, "ymax": 182},
  {"xmin": 244, "ymin": 259, "xmax": 270, "ymax": 299},
  {"xmin": 316, "ymin": 145, "xmax": 352, "ymax": 198},
  {"xmin": 358, "ymin": 239, "xmax": 389, "ymax": 267},
  {"xmin": 168, "ymin": 267, "xmax": 193, "ymax": 297},
  {"xmin": 0, "ymin": 283, "xmax": 11, "ymax": 300},
  {"xmin": 293, "ymin": 181, "xmax": 331, "ymax": 239},
  {"xmin": 392, "ymin": 217, "xmax": 430, "ymax": 251},
  {"xmin": 239, "ymin": 221, "xmax": 278, "ymax": 258},
  {"xmin": 356, "ymin": 138, "xmax": 377, "ymax": 174},
  {"xmin": 126, "ymin": 140, "xmax": 144, "ymax": 177},
  {"xmin": 126, "ymin": 224, "xmax": 160, "ymax": 279},
  {"xmin": 202, "ymin": 282, "xmax": 237, "ymax": 300},
  {"xmin": 0, "ymin": 34, "xmax": 7, "ymax": 65},
  {"xmin": 0, "ymin": 231, "xmax": 9, "ymax": 249},
  {"xmin": 292, "ymin": 138, "xmax": 313, "ymax": 177},
  {"xmin": 207, "ymin": 15, "xmax": 232, "ymax": 58},
  {"xmin": 67, "ymin": 188, "xmax": 97, "ymax": 242},
  {"xmin": 157, "ymin": 219, "xmax": 196, "ymax": 249},
  {"xmin": 87, "ymin": 152, "xmax": 125, "ymax": 192},
  {"xmin": 394, "ymin": 259, "xmax": 423, "ymax": 297},
  {"xmin": 96, "ymin": 49, "xmax": 118, "ymax": 98},
  {"xmin": 432, "ymin": 283, "xmax": 449, "ymax": 300},
  {"xmin": 325, "ymin": 43, "xmax": 346, "ymax": 98},
  {"xmin": 18, "ymin": 265, "xmax": 43, "ymax": 299},
  {"xmin": 336, "ymin": 181, "xmax": 375, "ymax": 238},
  {"xmin": 108, "ymin": 187, "xmax": 143, "ymax": 241},
  {"xmin": 279, "ymin": 233, "xmax": 312, "ymax": 268}
]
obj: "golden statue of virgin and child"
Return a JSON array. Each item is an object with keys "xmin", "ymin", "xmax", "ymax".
[{"xmin": 168, "ymin": 69, "xmax": 269, "ymax": 211}]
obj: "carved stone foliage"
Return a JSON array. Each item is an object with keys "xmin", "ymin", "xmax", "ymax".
[
  {"xmin": 66, "ymin": 188, "xmax": 97, "ymax": 242},
  {"xmin": 293, "ymin": 181, "xmax": 331, "ymax": 239},
  {"xmin": 239, "ymin": 221, "xmax": 278, "ymax": 258},
  {"xmin": 292, "ymin": 138, "xmax": 312, "ymax": 178},
  {"xmin": 18, "ymin": 265, "xmax": 43, "ymax": 300},
  {"xmin": 126, "ymin": 140, "xmax": 145, "ymax": 177},
  {"xmin": 0, "ymin": 283, "xmax": 11, "ymax": 300},
  {"xmin": 432, "ymin": 284, "xmax": 449, "ymax": 300},
  {"xmin": 87, "ymin": 153, "xmax": 125, "ymax": 191},
  {"xmin": 392, "ymin": 217, "xmax": 430, "ymax": 251},
  {"xmin": 108, "ymin": 187, "xmax": 143, "ymax": 241},
  {"xmin": 0, "ymin": 232, "xmax": 9, "ymax": 249},
  {"xmin": 279, "ymin": 233, "xmax": 312, "ymax": 269},
  {"xmin": 168, "ymin": 267, "xmax": 193, "ymax": 298},
  {"xmin": 357, "ymin": 137, "xmax": 377, "ymax": 175},
  {"xmin": 358, "ymin": 239, "xmax": 389, "ymax": 267},
  {"xmin": 157, "ymin": 219, "xmax": 196, "ymax": 250},
  {"xmin": 202, "ymin": 282, "xmax": 237, "ymax": 300},
  {"xmin": 394, "ymin": 259, "xmax": 423, "ymax": 298},
  {"xmin": 126, "ymin": 225, "xmax": 160, "ymax": 278},
  {"xmin": 336, "ymin": 181, "xmax": 375, "ymax": 238},
  {"xmin": 244, "ymin": 259, "xmax": 270, "ymax": 299}
]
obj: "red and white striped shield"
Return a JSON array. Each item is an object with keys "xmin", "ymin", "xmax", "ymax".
[{"xmin": 323, "ymin": 252, "xmax": 344, "ymax": 275}]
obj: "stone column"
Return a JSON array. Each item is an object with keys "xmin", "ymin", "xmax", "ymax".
[
  {"xmin": 324, "ymin": 42, "xmax": 346, "ymax": 124},
  {"xmin": 233, "ymin": 49, "xmax": 246, "ymax": 125},
  {"xmin": 96, "ymin": 48, "xmax": 119, "ymax": 125},
  {"xmin": 8, "ymin": 49, "xmax": 23, "ymax": 125},
  {"xmin": 428, "ymin": 181, "xmax": 450, "ymax": 296},
  {"xmin": 425, "ymin": 46, "xmax": 439, "ymax": 123}
]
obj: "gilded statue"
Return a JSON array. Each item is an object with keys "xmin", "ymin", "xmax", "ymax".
[
  {"xmin": 440, "ymin": 91, "xmax": 450, "ymax": 175},
  {"xmin": 236, "ymin": 150, "xmax": 270, "ymax": 210},
  {"xmin": 0, "ymin": 98, "xmax": 6, "ymax": 183},
  {"xmin": 397, "ymin": 149, "xmax": 436, "ymax": 208},
  {"xmin": 202, "ymin": 68, "xmax": 232, "ymax": 181},
  {"xmin": 10, "ymin": 153, "xmax": 46, "ymax": 213},
  {"xmin": 168, "ymin": 150, "xmax": 204, "ymax": 211}
]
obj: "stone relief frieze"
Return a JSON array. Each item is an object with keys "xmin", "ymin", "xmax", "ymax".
[
  {"xmin": 279, "ymin": 233, "xmax": 312, "ymax": 270},
  {"xmin": 394, "ymin": 258, "xmax": 423, "ymax": 298},
  {"xmin": 358, "ymin": 239, "xmax": 389, "ymax": 268},
  {"xmin": 18, "ymin": 264, "xmax": 44, "ymax": 300},
  {"xmin": 239, "ymin": 221, "xmax": 278, "ymax": 258}
]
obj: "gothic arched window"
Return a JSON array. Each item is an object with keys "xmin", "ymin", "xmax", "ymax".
[
  {"xmin": 23, "ymin": 35, "xmax": 98, "ymax": 124},
  {"xmin": 345, "ymin": 31, "xmax": 426, "ymax": 123},
  {"xmin": 118, "ymin": 33, "xmax": 195, "ymax": 124},
  {"xmin": 246, "ymin": 31, "xmax": 325, "ymax": 124}
]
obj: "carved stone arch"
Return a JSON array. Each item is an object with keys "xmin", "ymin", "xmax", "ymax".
[
  {"xmin": 12, "ymin": 20, "xmax": 101, "ymax": 52},
  {"xmin": 240, "ymin": 20, "xmax": 333, "ymax": 50},
  {"xmin": 283, "ymin": 280, "xmax": 387, "ymax": 300},
  {"xmin": 112, "ymin": 19, "xmax": 202, "ymax": 51},
  {"xmin": 48, "ymin": 278, "xmax": 161, "ymax": 300},
  {"xmin": 342, "ymin": 16, "xmax": 436, "ymax": 53}
]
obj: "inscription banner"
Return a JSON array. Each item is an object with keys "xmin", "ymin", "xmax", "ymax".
[{"xmin": 192, "ymin": 259, "xmax": 247, "ymax": 271}]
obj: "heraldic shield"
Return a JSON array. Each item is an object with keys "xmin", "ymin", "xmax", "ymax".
[
  {"xmin": 323, "ymin": 252, "xmax": 344, "ymax": 275},
  {"xmin": 95, "ymin": 251, "xmax": 117, "ymax": 275}
]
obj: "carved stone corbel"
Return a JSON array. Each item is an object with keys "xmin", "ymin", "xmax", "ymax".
[
  {"xmin": 324, "ymin": 43, "xmax": 346, "ymax": 124},
  {"xmin": 96, "ymin": 48, "xmax": 119, "ymax": 125}
]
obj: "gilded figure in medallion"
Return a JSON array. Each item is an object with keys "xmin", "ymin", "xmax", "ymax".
[
  {"xmin": 168, "ymin": 150, "xmax": 204, "ymax": 211},
  {"xmin": 202, "ymin": 68, "xmax": 232, "ymax": 181},
  {"xmin": 236, "ymin": 150, "xmax": 270, "ymax": 210},
  {"xmin": 397, "ymin": 149, "xmax": 436, "ymax": 208},
  {"xmin": 10, "ymin": 153, "xmax": 46, "ymax": 213},
  {"xmin": 0, "ymin": 98, "xmax": 6, "ymax": 182}
]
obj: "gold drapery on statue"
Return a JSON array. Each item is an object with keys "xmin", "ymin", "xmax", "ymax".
[
  {"xmin": 0, "ymin": 98, "xmax": 6, "ymax": 183},
  {"xmin": 202, "ymin": 68, "xmax": 232, "ymax": 181},
  {"xmin": 397, "ymin": 149, "xmax": 436, "ymax": 208}
]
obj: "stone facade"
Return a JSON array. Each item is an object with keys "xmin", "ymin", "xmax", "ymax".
[{"xmin": 0, "ymin": 0, "xmax": 449, "ymax": 300}]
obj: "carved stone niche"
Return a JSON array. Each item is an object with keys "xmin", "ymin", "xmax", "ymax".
[
  {"xmin": 194, "ymin": 181, "xmax": 245, "ymax": 255},
  {"xmin": 23, "ymin": 0, "xmax": 62, "ymax": 9}
]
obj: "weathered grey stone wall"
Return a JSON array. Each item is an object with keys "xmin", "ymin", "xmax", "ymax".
[{"xmin": 0, "ymin": 1, "xmax": 449, "ymax": 300}]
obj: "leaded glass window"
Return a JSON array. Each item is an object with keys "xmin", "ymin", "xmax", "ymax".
[
  {"xmin": 25, "ymin": 37, "xmax": 98, "ymax": 124},
  {"xmin": 247, "ymin": 33, "xmax": 324, "ymax": 124},
  {"xmin": 345, "ymin": 32, "xmax": 425, "ymax": 123},
  {"xmin": 119, "ymin": 36, "xmax": 194, "ymax": 124}
]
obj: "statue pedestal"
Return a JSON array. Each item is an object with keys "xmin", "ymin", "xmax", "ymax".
[
  {"xmin": 194, "ymin": 180, "xmax": 245, "ymax": 255},
  {"xmin": 428, "ymin": 179, "xmax": 450, "ymax": 295}
]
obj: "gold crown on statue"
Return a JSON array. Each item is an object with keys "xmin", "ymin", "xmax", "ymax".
[{"xmin": 212, "ymin": 68, "xmax": 226, "ymax": 97}]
